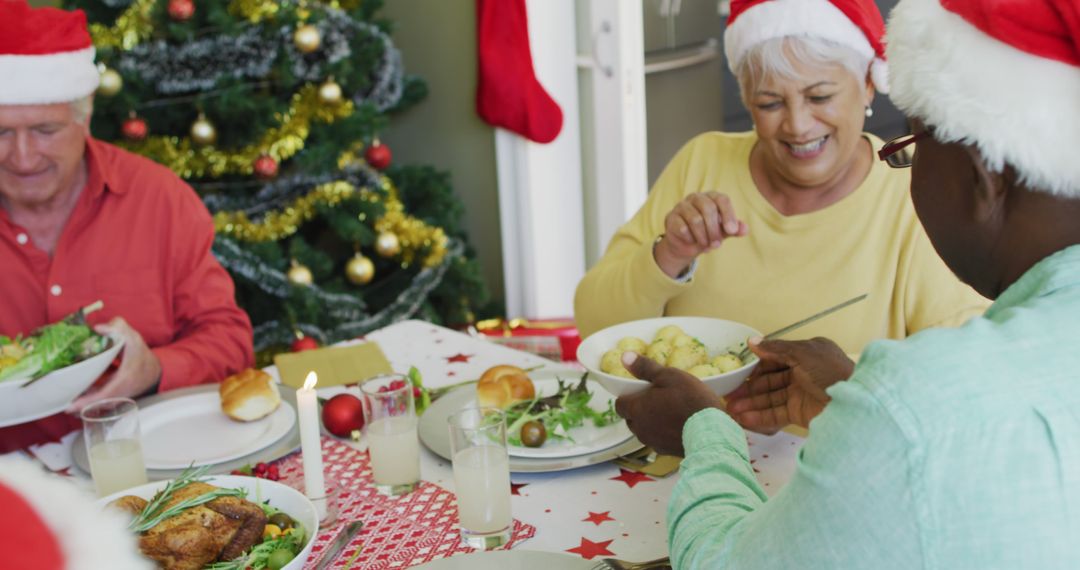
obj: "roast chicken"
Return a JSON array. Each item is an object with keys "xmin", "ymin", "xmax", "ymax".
[{"xmin": 110, "ymin": 482, "xmax": 268, "ymax": 570}]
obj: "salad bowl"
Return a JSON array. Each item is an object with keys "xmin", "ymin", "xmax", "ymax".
[
  {"xmin": 577, "ymin": 316, "xmax": 761, "ymax": 397},
  {"xmin": 0, "ymin": 335, "xmax": 124, "ymax": 428}
]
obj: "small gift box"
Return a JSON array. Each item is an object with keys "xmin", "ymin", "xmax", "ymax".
[{"xmin": 474, "ymin": 318, "xmax": 581, "ymax": 362}]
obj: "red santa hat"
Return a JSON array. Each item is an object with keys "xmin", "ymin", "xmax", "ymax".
[
  {"xmin": 887, "ymin": 0, "xmax": 1080, "ymax": 196},
  {"xmin": 0, "ymin": 456, "xmax": 151, "ymax": 569},
  {"xmin": 0, "ymin": 1, "xmax": 100, "ymax": 105},
  {"xmin": 724, "ymin": 0, "xmax": 890, "ymax": 92}
]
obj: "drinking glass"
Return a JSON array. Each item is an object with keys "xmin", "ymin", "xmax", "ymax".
[
  {"xmin": 448, "ymin": 407, "xmax": 512, "ymax": 549},
  {"xmin": 361, "ymin": 374, "xmax": 420, "ymax": 496},
  {"xmin": 81, "ymin": 397, "xmax": 147, "ymax": 497}
]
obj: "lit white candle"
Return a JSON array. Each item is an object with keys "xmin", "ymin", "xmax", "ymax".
[{"xmin": 297, "ymin": 371, "xmax": 327, "ymax": 519}]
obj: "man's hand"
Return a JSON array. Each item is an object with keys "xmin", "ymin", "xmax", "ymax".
[
  {"xmin": 654, "ymin": 191, "xmax": 748, "ymax": 278},
  {"xmin": 68, "ymin": 317, "xmax": 162, "ymax": 412},
  {"xmin": 726, "ymin": 337, "xmax": 855, "ymax": 432},
  {"xmin": 614, "ymin": 352, "xmax": 724, "ymax": 456}
]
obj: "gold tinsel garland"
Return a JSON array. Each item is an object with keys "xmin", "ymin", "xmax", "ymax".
[
  {"xmin": 121, "ymin": 85, "xmax": 354, "ymax": 179},
  {"xmin": 214, "ymin": 177, "xmax": 448, "ymax": 268},
  {"xmin": 88, "ymin": 0, "xmax": 156, "ymax": 50}
]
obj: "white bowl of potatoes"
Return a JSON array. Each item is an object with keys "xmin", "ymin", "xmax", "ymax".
[{"xmin": 577, "ymin": 317, "xmax": 761, "ymax": 397}]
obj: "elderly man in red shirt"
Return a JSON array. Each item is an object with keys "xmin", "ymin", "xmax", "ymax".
[{"xmin": 0, "ymin": 3, "xmax": 254, "ymax": 450}]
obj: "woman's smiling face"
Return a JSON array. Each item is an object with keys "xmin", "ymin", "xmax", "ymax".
[{"xmin": 746, "ymin": 56, "xmax": 872, "ymax": 189}]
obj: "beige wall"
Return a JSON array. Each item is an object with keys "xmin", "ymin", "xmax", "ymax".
[{"xmin": 380, "ymin": 0, "xmax": 505, "ymax": 308}]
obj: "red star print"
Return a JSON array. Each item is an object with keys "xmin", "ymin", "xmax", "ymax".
[
  {"xmin": 445, "ymin": 353, "xmax": 473, "ymax": 363},
  {"xmin": 510, "ymin": 482, "xmax": 528, "ymax": 496},
  {"xmin": 609, "ymin": 468, "xmax": 654, "ymax": 488},
  {"xmin": 447, "ymin": 371, "xmax": 457, "ymax": 377},
  {"xmin": 566, "ymin": 537, "xmax": 615, "ymax": 560},
  {"xmin": 582, "ymin": 511, "xmax": 615, "ymax": 526}
]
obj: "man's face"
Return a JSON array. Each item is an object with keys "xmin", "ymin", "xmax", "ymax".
[{"xmin": 0, "ymin": 102, "xmax": 89, "ymax": 209}]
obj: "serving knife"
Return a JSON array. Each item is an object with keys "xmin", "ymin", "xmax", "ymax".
[
  {"xmin": 735, "ymin": 293, "xmax": 868, "ymax": 361},
  {"xmin": 316, "ymin": 520, "xmax": 364, "ymax": 570}
]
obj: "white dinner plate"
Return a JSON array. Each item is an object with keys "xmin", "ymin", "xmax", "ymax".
[
  {"xmin": 419, "ymin": 370, "xmax": 644, "ymax": 473},
  {"xmin": 410, "ymin": 550, "xmax": 595, "ymax": 570},
  {"xmin": 503, "ymin": 375, "xmax": 632, "ymax": 459},
  {"xmin": 138, "ymin": 391, "xmax": 296, "ymax": 469}
]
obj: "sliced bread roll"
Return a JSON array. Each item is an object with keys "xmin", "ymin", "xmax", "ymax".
[{"xmin": 219, "ymin": 368, "xmax": 281, "ymax": 421}]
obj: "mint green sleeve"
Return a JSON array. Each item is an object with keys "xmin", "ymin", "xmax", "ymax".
[{"xmin": 669, "ymin": 371, "xmax": 924, "ymax": 569}]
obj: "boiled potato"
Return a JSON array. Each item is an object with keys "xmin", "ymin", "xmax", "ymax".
[
  {"xmin": 601, "ymin": 349, "xmax": 635, "ymax": 378},
  {"xmin": 687, "ymin": 364, "xmax": 722, "ymax": 379},
  {"xmin": 671, "ymin": 334, "xmax": 702, "ymax": 348},
  {"xmin": 668, "ymin": 345, "xmax": 706, "ymax": 371},
  {"xmin": 711, "ymin": 353, "xmax": 744, "ymax": 373},
  {"xmin": 653, "ymin": 324, "xmax": 685, "ymax": 344},
  {"xmin": 645, "ymin": 340, "xmax": 672, "ymax": 364},
  {"xmin": 616, "ymin": 336, "xmax": 648, "ymax": 354}
]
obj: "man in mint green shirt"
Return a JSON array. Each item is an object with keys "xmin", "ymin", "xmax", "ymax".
[{"xmin": 614, "ymin": 0, "xmax": 1080, "ymax": 568}]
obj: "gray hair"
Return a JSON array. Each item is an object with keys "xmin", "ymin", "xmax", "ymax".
[
  {"xmin": 736, "ymin": 36, "xmax": 872, "ymax": 103},
  {"xmin": 69, "ymin": 95, "xmax": 94, "ymax": 125}
]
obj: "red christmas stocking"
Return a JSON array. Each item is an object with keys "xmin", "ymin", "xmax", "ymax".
[{"xmin": 476, "ymin": 0, "xmax": 563, "ymax": 143}]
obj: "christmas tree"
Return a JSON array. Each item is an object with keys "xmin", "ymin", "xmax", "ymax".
[{"xmin": 67, "ymin": 0, "xmax": 488, "ymax": 356}]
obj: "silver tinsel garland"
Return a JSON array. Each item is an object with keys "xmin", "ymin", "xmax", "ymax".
[
  {"xmin": 249, "ymin": 239, "xmax": 463, "ymax": 350},
  {"xmin": 118, "ymin": 27, "xmax": 277, "ymax": 94},
  {"xmin": 200, "ymin": 166, "xmax": 382, "ymax": 216}
]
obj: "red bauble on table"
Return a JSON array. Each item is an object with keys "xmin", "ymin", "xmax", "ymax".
[
  {"xmin": 121, "ymin": 116, "xmax": 148, "ymax": 141},
  {"xmin": 321, "ymin": 393, "xmax": 365, "ymax": 437},
  {"xmin": 290, "ymin": 334, "xmax": 319, "ymax": 352},
  {"xmin": 253, "ymin": 154, "xmax": 279, "ymax": 180},
  {"xmin": 167, "ymin": 0, "xmax": 195, "ymax": 21},
  {"xmin": 364, "ymin": 141, "xmax": 392, "ymax": 170}
]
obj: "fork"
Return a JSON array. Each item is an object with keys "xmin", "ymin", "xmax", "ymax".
[
  {"xmin": 589, "ymin": 556, "xmax": 672, "ymax": 570},
  {"xmin": 734, "ymin": 293, "xmax": 867, "ymax": 361}
]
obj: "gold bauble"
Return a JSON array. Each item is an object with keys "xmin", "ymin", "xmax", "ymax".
[
  {"xmin": 293, "ymin": 24, "xmax": 321, "ymax": 53},
  {"xmin": 287, "ymin": 261, "xmax": 313, "ymax": 286},
  {"xmin": 374, "ymin": 231, "xmax": 401, "ymax": 258},
  {"xmin": 97, "ymin": 68, "xmax": 123, "ymax": 97},
  {"xmin": 345, "ymin": 253, "xmax": 374, "ymax": 285},
  {"xmin": 189, "ymin": 114, "xmax": 217, "ymax": 146},
  {"xmin": 318, "ymin": 78, "xmax": 343, "ymax": 105}
]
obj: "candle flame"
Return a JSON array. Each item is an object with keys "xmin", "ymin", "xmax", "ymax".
[{"xmin": 303, "ymin": 371, "xmax": 318, "ymax": 390}]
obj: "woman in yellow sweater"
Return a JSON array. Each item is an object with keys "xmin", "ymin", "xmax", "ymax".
[{"xmin": 574, "ymin": 0, "xmax": 987, "ymax": 357}]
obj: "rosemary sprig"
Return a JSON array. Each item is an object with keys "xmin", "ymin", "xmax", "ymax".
[{"xmin": 128, "ymin": 465, "xmax": 246, "ymax": 533}]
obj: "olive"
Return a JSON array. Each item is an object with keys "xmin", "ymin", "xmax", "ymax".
[
  {"xmin": 267, "ymin": 548, "xmax": 295, "ymax": 570},
  {"xmin": 269, "ymin": 512, "xmax": 294, "ymax": 530},
  {"xmin": 520, "ymin": 420, "xmax": 547, "ymax": 447}
]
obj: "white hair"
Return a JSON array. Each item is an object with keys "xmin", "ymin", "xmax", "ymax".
[
  {"xmin": 736, "ymin": 36, "xmax": 872, "ymax": 103},
  {"xmin": 69, "ymin": 95, "xmax": 93, "ymax": 125}
]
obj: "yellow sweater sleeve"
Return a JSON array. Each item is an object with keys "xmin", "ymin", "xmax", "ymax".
[{"xmin": 574, "ymin": 136, "xmax": 705, "ymax": 337}]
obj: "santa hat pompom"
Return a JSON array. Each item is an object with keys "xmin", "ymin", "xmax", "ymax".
[
  {"xmin": 0, "ymin": 457, "xmax": 152, "ymax": 570},
  {"xmin": 724, "ymin": 0, "xmax": 890, "ymax": 93},
  {"xmin": 887, "ymin": 0, "xmax": 1080, "ymax": 196},
  {"xmin": 0, "ymin": 2, "xmax": 100, "ymax": 105}
]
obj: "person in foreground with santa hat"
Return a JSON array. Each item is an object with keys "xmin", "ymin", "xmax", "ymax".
[
  {"xmin": 574, "ymin": 0, "xmax": 989, "ymax": 386},
  {"xmin": 0, "ymin": 2, "xmax": 254, "ymax": 450},
  {"xmin": 616, "ymin": 0, "xmax": 1080, "ymax": 566}
]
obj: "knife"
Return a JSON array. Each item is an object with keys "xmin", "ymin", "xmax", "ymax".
[{"xmin": 316, "ymin": 520, "xmax": 364, "ymax": 569}]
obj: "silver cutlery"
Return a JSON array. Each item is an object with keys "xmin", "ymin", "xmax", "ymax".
[
  {"xmin": 735, "ymin": 293, "xmax": 868, "ymax": 361},
  {"xmin": 590, "ymin": 556, "xmax": 672, "ymax": 570},
  {"xmin": 315, "ymin": 520, "xmax": 363, "ymax": 569}
]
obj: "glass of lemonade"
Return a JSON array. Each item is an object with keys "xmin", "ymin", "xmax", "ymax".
[
  {"xmin": 361, "ymin": 374, "xmax": 420, "ymax": 497},
  {"xmin": 81, "ymin": 397, "xmax": 147, "ymax": 497},
  {"xmin": 448, "ymin": 407, "xmax": 512, "ymax": 550}
]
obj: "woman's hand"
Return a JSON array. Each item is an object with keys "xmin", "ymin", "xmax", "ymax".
[
  {"xmin": 654, "ymin": 191, "xmax": 748, "ymax": 278},
  {"xmin": 726, "ymin": 337, "xmax": 854, "ymax": 431},
  {"xmin": 68, "ymin": 317, "xmax": 162, "ymax": 412},
  {"xmin": 614, "ymin": 352, "xmax": 724, "ymax": 457}
]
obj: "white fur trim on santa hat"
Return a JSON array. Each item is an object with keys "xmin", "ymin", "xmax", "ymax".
[
  {"xmin": 0, "ymin": 456, "xmax": 152, "ymax": 570},
  {"xmin": 724, "ymin": 0, "xmax": 889, "ymax": 92},
  {"xmin": 0, "ymin": 46, "xmax": 99, "ymax": 105},
  {"xmin": 887, "ymin": 0, "xmax": 1080, "ymax": 196}
]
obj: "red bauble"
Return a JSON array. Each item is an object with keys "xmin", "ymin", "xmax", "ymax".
[
  {"xmin": 364, "ymin": 141, "xmax": 392, "ymax": 170},
  {"xmin": 291, "ymin": 335, "xmax": 319, "ymax": 352},
  {"xmin": 121, "ymin": 116, "xmax": 148, "ymax": 141},
  {"xmin": 253, "ymin": 155, "xmax": 279, "ymax": 180},
  {"xmin": 321, "ymin": 393, "xmax": 365, "ymax": 437},
  {"xmin": 167, "ymin": 0, "xmax": 195, "ymax": 21}
]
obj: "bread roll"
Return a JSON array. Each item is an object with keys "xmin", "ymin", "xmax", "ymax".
[
  {"xmin": 219, "ymin": 368, "xmax": 281, "ymax": 421},
  {"xmin": 476, "ymin": 364, "xmax": 536, "ymax": 409}
]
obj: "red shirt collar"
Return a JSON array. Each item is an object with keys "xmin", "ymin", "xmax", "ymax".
[{"xmin": 83, "ymin": 137, "xmax": 127, "ymax": 198}]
